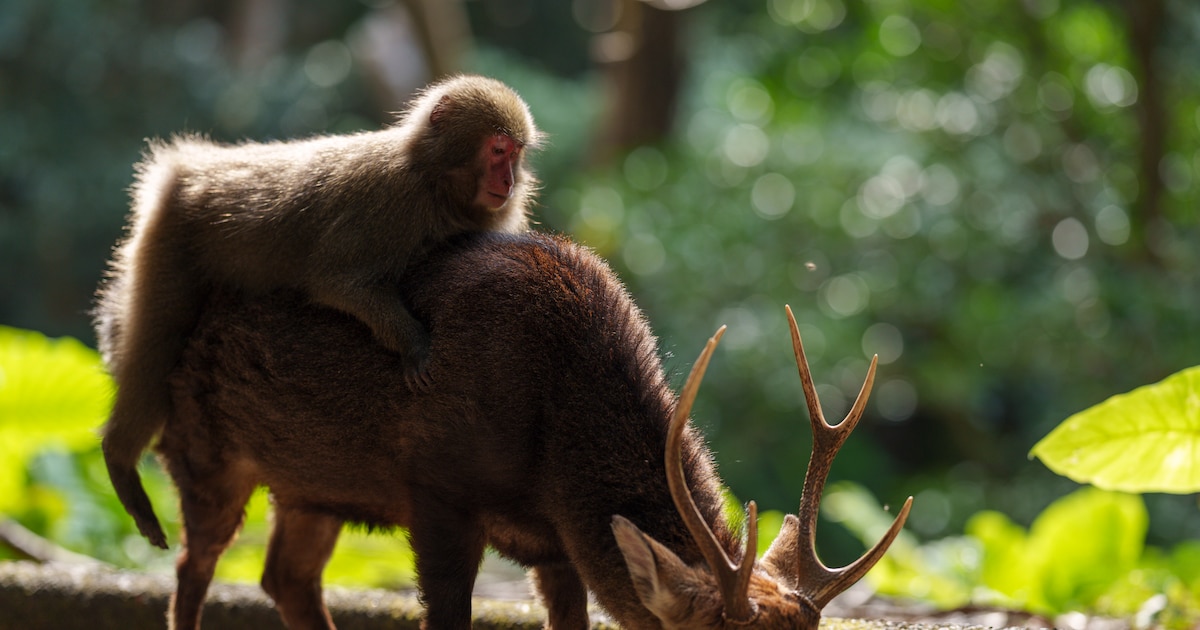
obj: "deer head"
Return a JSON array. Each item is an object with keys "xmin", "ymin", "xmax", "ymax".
[{"xmin": 612, "ymin": 305, "xmax": 913, "ymax": 629}]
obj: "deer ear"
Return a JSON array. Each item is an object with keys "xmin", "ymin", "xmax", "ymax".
[
  {"xmin": 760, "ymin": 513, "xmax": 800, "ymax": 589},
  {"xmin": 611, "ymin": 516, "xmax": 690, "ymax": 618}
]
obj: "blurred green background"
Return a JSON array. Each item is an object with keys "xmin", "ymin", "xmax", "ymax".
[{"xmin": 2, "ymin": 0, "xmax": 1198, "ymax": 616}]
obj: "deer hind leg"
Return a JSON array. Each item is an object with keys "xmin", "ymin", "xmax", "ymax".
[
  {"xmin": 407, "ymin": 506, "xmax": 486, "ymax": 630},
  {"xmin": 530, "ymin": 562, "xmax": 589, "ymax": 630},
  {"xmin": 260, "ymin": 505, "xmax": 341, "ymax": 630},
  {"xmin": 170, "ymin": 466, "xmax": 257, "ymax": 630}
]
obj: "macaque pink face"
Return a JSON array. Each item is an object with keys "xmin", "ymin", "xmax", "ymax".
[{"xmin": 476, "ymin": 133, "xmax": 522, "ymax": 210}]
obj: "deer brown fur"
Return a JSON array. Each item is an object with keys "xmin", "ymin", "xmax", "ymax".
[{"xmin": 142, "ymin": 231, "xmax": 908, "ymax": 629}]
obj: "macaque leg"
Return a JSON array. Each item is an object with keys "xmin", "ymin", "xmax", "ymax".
[
  {"xmin": 530, "ymin": 562, "xmax": 589, "ymax": 630},
  {"xmin": 408, "ymin": 509, "xmax": 486, "ymax": 630},
  {"xmin": 260, "ymin": 507, "xmax": 342, "ymax": 630},
  {"xmin": 307, "ymin": 280, "xmax": 432, "ymax": 390},
  {"xmin": 170, "ymin": 472, "xmax": 257, "ymax": 630}
]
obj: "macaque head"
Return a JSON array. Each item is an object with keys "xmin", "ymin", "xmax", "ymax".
[
  {"xmin": 475, "ymin": 132, "xmax": 523, "ymax": 210},
  {"xmin": 411, "ymin": 75, "xmax": 543, "ymax": 215}
]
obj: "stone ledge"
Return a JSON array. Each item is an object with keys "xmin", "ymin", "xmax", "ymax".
[
  {"xmin": 0, "ymin": 561, "xmax": 997, "ymax": 630},
  {"xmin": 0, "ymin": 561, "xmax": 550, "ymax": 630}
]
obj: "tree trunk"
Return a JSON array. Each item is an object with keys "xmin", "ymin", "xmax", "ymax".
[
  {"xmin": 1124, "ymin": 0, "xmax": 1166, "ymax": 246},
  {"xmin": 591, "ymin": 0, "xmax": 688, "ymax": 164}
]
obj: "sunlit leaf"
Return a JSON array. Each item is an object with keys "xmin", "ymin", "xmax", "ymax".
[
  {"xmin": 0, "ymin": 326, "xmax": 113, "ymax": 512},
  {"xmin": 1052, "ymin": 4, "xmax": 1122, "ymax": 64},
  {"xmin": 1170, "ymin": 540, "xmax": 1200, "ymax": 587},
  {"xmin": 324, "ymin": 528, "xmax": 415, "ymax": 589},
  {"xmin": 1026, "ymin": 488, "xmax": 1146, "ymax": 612},
  {"xmin": 965, "ymin": 510, "xmax": 1028, "ymax": 606},
  {"xmin": 1031, "ymin": 366, "xmax": 1200, "ymax": 493},
  {"xmin": 212, "ymin": 489, "xmax": 417, "ymax": 589},
  {"xmin": 966, "ymin": 488, "xmax": 1146, "ymax": 614},
  {"xmin": 753, "ymin": 509, "xmax": 785, "ymax": 557}
]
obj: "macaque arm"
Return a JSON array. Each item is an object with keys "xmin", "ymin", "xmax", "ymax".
[{"xmin": 308, "ymin": 280, "xmax": 432, "ymax": 390}]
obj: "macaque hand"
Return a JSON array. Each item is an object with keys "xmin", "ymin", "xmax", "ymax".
[
  {"xmin": 379, "ymin": 323, "xmax": 432, "ymax": 393},
  {"xmin": 405, "ymin": 353, "xmax": 434, "ymax": 393}
]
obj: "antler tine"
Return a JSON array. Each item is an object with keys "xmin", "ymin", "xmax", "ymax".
[
  {"xmin": 786, "ymin": 305, "xmax": 827, "ymax": 431},
  {"xmin": 666, "ymin": 326, "xmax": 758, "ymax": 623},
  {"xmin": 784, "ymin": 305, "xmax": 911, "ymax": 609},
  {"xmin": 810, "ymin": 496, "xmax": 912, "ymax": 607}
]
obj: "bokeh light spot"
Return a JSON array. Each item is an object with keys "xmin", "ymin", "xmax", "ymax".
[
  {"xmin": 879, "ymin": 15, "xmax": 921, "ymax": 57},
  {"xmin": 723, "ymin": 124, "xmax": 770, "ymax": 168},
  {"xmin": 820, "ymin": 274, "xmax": 870, "ymax": 318},
  {"xmin": 751, "ymin": 173, "xmax": 796, "ymax": 220},
  {"xmin": 1052, "ymin": 218, "xmax": 1089, "ymax": 260},
  {"xmin": 1095, "ymin": 205, "xmax": 1130, "ymax": 246},
  {"xmin": 862, "ymin": 322, "xmax": 903, "ymax": 364},
  {"xmin": 623, "ymin": 232, "xmax": 666, "ymax": 276},
  {"xmin": 305, "ymin": 40, "xmax": 352, "ymax": 88},
  {"xmin": 1084, "ymin": 63, "xmax": 1138, "ymax": 109},
  {"xmin": 623, "ymin": 146, "xmax": 669, "ymax": 192},
  {"xmin": 727, "ymin": 78, "xmax": 774, "ymax": 124}
]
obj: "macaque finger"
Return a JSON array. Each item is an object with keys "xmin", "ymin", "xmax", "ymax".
[{"xmin": 405, "ymin": 360, "xmax": 433, "ymax": 393}]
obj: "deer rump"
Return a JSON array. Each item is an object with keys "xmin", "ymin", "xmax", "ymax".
[{"xmin": 162, "ymin": 230, "xmax": 907, "ymax": 630}]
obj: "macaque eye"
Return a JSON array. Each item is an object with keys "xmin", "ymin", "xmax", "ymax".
[{"xmin": 492, "ymin": 145, "xmax": 506, "ymax": 156}]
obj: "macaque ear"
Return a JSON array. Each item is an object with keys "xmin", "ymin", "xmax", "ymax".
[
  {"xmin": 429, "ymin": 94, "xmax": 452, "ymax": 127},
  {"xmin": 760, "ymin": 513, "xmax": 800, "ymax": 589},
  {"xmin": 611, "ymin": 516, "xmax": 691, "ymax": 620}
]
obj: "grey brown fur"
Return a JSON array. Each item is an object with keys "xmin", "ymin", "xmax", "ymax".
[{"xmin": 95, "ymin": 76, "xmax": 540, "ymax": 549}]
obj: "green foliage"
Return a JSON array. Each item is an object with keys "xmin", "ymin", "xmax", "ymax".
[
  {"xmin": 0, "ymin": 326, "xmax": 111, "ymax": 513},
  {"xmin": 0, "ymin": 326, "xmax": 416, "ymax": 587},
  {"xmin": 834, "ymin": 482, "xmax": 1200, "ymax": 627},
  {"xmin": 824, "ymin": 482, "xmax": 975, "ymax": 608},
  {"xmin": 540, "ymin": 0, "xmax": 1200, "ymax": 552},
  {"xmin": 0, "ymin": 326, "xmax": 173, "ymax": 566},
  {"xmin": 208, "ymin": 489, "xmax": 415, "ymax": 588},
  {"xmin": 1031, "ymin": 365, "xmax": 1200, "ymax": 493},
  {"xmin": 969, "ymin": 488, "xmax": 1147, "ymax": 613}
]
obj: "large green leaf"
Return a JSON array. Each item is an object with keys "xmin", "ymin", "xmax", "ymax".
[
  {"xmin": 0, "ymin": 326, "xmax": 113, "ymax": 512},
  {"xmin": 966, "ymin": 488, "xmax": 1146, "ymax": 614},
  {"xmin": 1030, "ymin": 366, "xmax": 1200, "ymax": 493},
  {"xmin": 1025, "ymin": 488, "xmax": 1146, "ymax": 612}
]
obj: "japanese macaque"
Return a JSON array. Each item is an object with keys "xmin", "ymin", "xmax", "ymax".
[{"xmin": 94, "ymin": 75, "xmax": 541, "ymax": 548}]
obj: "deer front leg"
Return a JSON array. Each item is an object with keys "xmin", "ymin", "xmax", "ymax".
[
  {"xmin": 531, "ymin": 562, "xmax": 589, "ymax": 630},
  {"xmin": 408, "ymin": 507, "xmax": 486, "ymax": 630},
  {"xmin": 261, "ymin": 506, "xmax": 341, "ymax": 630}
]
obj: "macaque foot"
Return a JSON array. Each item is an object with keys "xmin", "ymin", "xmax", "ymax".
[
  {"xmin": 404, "ymin": 353, "xmax": 433, "ymax": 392},
  {"xmin": 389, "ymin": 328, "xmax": 432, "ymax": 392}
]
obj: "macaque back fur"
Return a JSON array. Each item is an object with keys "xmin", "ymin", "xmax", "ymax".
[
  {"xmin": 96, "ymin": 75, "xmax": 542, "ymax": 549},
  {"xmin": 160, "ymin": 232, "xmax": 758, "ymax": 629}
]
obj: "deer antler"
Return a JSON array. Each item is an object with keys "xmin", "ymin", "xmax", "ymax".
[
  {"xmin": 785, "ymin": 305, "xmax": 912, "ymax": 610},
  {"xmin": 666, "ymin": 325, "xmax": 760, "ymax": 623}
]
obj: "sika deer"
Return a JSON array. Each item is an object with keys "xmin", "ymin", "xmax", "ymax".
[{"xmin": 130, "ymin": 231, "xmax": 909, "ymax": 629}]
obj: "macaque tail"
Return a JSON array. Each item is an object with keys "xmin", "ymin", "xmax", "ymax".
[{"xmin": 97, "ymin": 153, "xmax": 196, "ymax": 550}]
